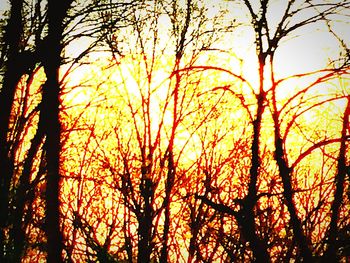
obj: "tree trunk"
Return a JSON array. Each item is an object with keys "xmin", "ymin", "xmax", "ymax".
[
  {"xmin": 241, "ymin": 94, "xmax": 270, "ymax": 263},
  {"xmin": 240, "ymin": 58, "xmax": 270, "ymax": 262},
  {"xmin": 274, "ymin": 135, "xmax": 313, "ymax": 261},
  {"xmin": 41, "ymin": 0, "xmax": 71, "ymax": 261},
  {"xmin": 322, "ymin": 97, "xmax": 350, "ymax": 261},
  {"xmin": 270, "ymin": 59, "xmax": 313, "ymax": 260},
  {"xmin": 160, "ymin": 150, "xmax": 175, "ymax": 263},
  {"xmin": 137, "ymin": 177, "xmax": 153, "ymax": 263},
  {"xmin": 12, "ymin": 120, "xmax": 44, "ymax": 261},
  {"xmin": 0, "ymin": 0, "xmax": 24, "ymax": 260}
]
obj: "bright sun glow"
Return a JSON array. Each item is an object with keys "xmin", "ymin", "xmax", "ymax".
[{"xmin": 9, "ymin": 0, "xmax": 349, "ymax": 262}]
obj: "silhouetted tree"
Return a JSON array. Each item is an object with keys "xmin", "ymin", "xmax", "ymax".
[
  {"xmin": 41, "ymin": 1, "xmax": 72, "ymax": 261},
  {"xmin": 1, "ymin": 0, "xmax": 349, "ymax": 262}
]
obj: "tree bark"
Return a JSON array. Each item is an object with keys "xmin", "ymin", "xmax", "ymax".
[
  {"xmin": 0, "ymin": 0, "xmax": 24, "ymax": 260},
  {"xmin": 241, "ymin": 91, "xmax": 270, "ymax": 263},
  {"xmin": 12, "ymin": 118, "xmax": 44, "ymax": 261},
  {"xmin": 322, "ymin": 97, "xmax": 350, "ymax": 261},
  {"xmin": 41, "ymin": 0, "xmax": 71, "ymax": 261},
  {"xmin": 137, "ymin": 176, "xmax": 154, "ymax": 263},
  {"xmin": 274, "ymin": 135, "xmax": 314, "ymax": 261}
]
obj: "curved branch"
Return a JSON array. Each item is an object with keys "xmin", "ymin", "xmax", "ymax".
[{"xmin": 291, "ymin": 137, "xmax": 349, "ymax": 171}]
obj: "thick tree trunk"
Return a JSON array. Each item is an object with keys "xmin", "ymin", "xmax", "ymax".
[
  {"xmin": 41, "ymin": 0, "xmax": 71, "ymax": 261},
  {"xmin": 0, "ymin": 0, "xmax": 24, "ymax": 260}
]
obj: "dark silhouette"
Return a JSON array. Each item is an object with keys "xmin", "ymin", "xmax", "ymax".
[{"xmin": 0, "ymin": 0, "xmax": 349, "ymax": 262}]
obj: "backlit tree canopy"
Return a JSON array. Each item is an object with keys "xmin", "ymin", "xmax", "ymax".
[{"xmin": 0, "ymin": 0, "xmax": 349, "ymax": 262}]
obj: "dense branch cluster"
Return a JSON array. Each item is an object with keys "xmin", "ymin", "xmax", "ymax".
[{"xmin": 0, "ymin": 0, "xmax": 349, "ymax": 262}]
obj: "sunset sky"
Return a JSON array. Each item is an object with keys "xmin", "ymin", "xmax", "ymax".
[{"xmin": 1, "ymin": 0, "xmax": 349, "ymax": 262}]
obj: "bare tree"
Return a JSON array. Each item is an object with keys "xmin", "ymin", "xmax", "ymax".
[
  {"xmin": 0, "ymin": 1, "xmax": 25, "ymax": 259},
  {"xmin": 194, "ymin": 0, "xmax": 349, "ymax": 261},
  {"xmin": 2, "ymin": 0, "xmax": 349, "ymax": 262},
  {"xmin": 40, "ymin": 1, "xmax": 72, "ymax": 261}
]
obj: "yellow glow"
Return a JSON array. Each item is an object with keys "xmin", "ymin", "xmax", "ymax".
[{"xmin": 54, "ymin": 1, "xmax": 350, "ymax": 262}]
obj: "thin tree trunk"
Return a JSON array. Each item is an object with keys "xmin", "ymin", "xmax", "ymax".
[
  {"xmin": 322, "ymin": 97, "xmax": 350, "ymax": 261},
  {"xmin": 239, "ymin": 59, "xmax": 270, "ymax": 263},
  {"xmin": 160, "ymin": 150, "xmax": 175, "ymax": 263},
  {"xmin": 241, "ymin": 98, "xmax": 270, "ymax": 263},
  {"xmin": 160, "ymin": 1, "xmax": 191, "ymax": 258},
  {"xmin": 12, "ymin": 118, "xmax": 44, "ymax": 261},
  {"xmin": 270, "ymin": 50, "xmax": 313, "ymax": 260},
  {"xmin": 137, "ymin": 176, "xmax": 153, "ymax": 263},
  {"xmin": 274, "ymin": 135, "xmax": 314, "ymax": 261}
]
